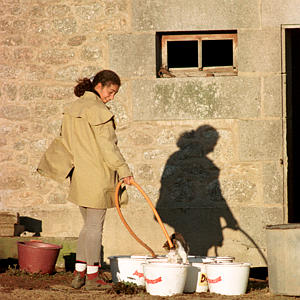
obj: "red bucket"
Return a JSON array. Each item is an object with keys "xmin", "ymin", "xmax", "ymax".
[{"xmin": 17, "ymin": 241, "xmax": 62, "ymax": 274}]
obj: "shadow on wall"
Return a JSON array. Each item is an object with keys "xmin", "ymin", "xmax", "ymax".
[{"xmin": 156, "ymin": 125, "xmax": 267, "ymax": 263}]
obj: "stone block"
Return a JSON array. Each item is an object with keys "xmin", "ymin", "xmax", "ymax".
[
  {"xmin": 55, "ymin": 65, "xmax": 81, "ymax": 81},
  {"xmin": 208, "ymin": 129, "xmax": 236, "ymax": 163},
  {"xmin": 0, "ymin": 136, "xmax": 7, "ymax": 147},
  {"xmin": 1, "ymin": 83, "xmax": 18, "ymax": 102},
  {"xmin": 135, "ymin": 163, "xmax": 155, "ymax": 182},
  {"xmin": 16, "ymin": 154, "xmax": 28, "ymax": 165},
  {"xmin": 0, "ymin": 224, "xmax": 15, "ymax": 237},
  {"xmin": 28, "ymin": 19, "xmax": 53, "ymax": 35},
  {"xmin": 20, "ymin": 85, "xmax": 44, "ymax": 101},
  {"xmin": 238, "ymin": 28, "xmax": 281, "ymax": 73},
  {"xmin": 263, "ymin": 75, "xmax": 282, "ymax": 117},
  {"xmin": 1, "ymin": 36, "xmax": 23, "ymax": 46},
  {"xmin": 44, "ymin": 85, "xmax": 73, "ymax": 101},
  {"xmin": 46, "ymin": 4, "xmax": 71, "ymax": 18},
  {"xmin": 0, "ymin": 105, "xmax": 30, "ymax": 121},
  {"xmin": 132, "ymin": 0, "xmax": 259, "ymax": 31},
  {"xmin": 24, "ymin": 65, "xmax": 50, "ymax": 81},
  {"xmin": 108, "ymin": 33, "xmax": 156, "ymax": 78},
  {"xmin": 0, "ymin": 212, "xmax": 17, "ymax": 225},
  {"xmin": 14, "ymin": 48, "xmax": 35, "ymax": 63},
  {"xmin": 239, "ymin": 120, "xmax": 282, "ymax": 161},
  {"xmin": 132, "ymin": 77, "xmax": 260, "ymax": 120},
  {"xmin": 239, "ymin": 207, "xmax": 283, "ymax": 249},
  {"xmin": 39, "ymin": 49, "xmax": 75, "ymax": 65},
  {"xmin": 104, "ymin": 0, "xmax": 128, "ymax": 17},
  {"xmin": 67, "ymin": 35, "xmax": 86, "ymax": 46},
  {"xmin": 143, "ymin": 149, "xmax": 170, "ymax": 161},
  {"xmin": 122, "ymin": 129, "xmax": 154, "ymax": 147},
  {"xmin": 80, "ymin": 45, "xmax": 103, "ymax": 62},
  {"xmin": 0, "ymin": 150, "xmax": 13, "ymax": 163},
  {"xmin": 48, "ymin": 192, "xmax": 67, "ymax": 204},
  {"xmin": 52, "ymin": 18, "xmax": 77, "ymax": 35},
  {"xmin": 263, "ymin": 161, "xmax": 283, "ymax": 204},
  {"xmin": 220, "ymin": 176, "xmax": 258, "ymax": 204},
  {"xmin": 156, "ymin": 128, "xmax": 177, "ymax": 145},
  {"xmin": 262, "ymin": 0, "xmax": 300, "ymax": 27},
  {"xmin": 0, "ymin": 65, "xmax": 21, "ymax": 79},
  {"xmin": 74, "ymin": 2, "xmax": 105, "ymax": 21}
]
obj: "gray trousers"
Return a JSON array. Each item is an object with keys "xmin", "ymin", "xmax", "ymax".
[{"xmin": 76, "ymin": 206, "xmax": 107, "ymax": 265}]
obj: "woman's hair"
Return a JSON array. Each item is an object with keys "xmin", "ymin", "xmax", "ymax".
[{"xmin": 74, "ymin": 69, "xmax": 121, "ymax": 97}]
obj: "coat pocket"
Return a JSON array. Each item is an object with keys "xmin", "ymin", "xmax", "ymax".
[
  {"xmin": 104, "ymin": 184, "xmax": 128, "ymax": 208},
  {"xmin": 104, "ymin": 188, "xmax": 116, "ymax": 208}
]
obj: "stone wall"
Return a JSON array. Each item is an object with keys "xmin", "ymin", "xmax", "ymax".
[{"xmin": 1, "ymin": 0, "xmax": 299, "ymax": 266}]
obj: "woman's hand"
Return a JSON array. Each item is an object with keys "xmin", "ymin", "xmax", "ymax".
[{"xmin": 122, "ymin": 176, "xmax": 133, "ymax": 185}]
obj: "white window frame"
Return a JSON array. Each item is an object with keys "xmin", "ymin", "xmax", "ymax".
[{"xmin": 160, "ymin": 32, "xmax": 238, "ymax": 77}]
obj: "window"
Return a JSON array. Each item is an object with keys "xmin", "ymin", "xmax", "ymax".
[{"xmin": 156, "ymin": 31, "xmax": 238, "ymax": 78}]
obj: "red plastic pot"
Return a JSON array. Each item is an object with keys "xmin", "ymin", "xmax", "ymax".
[{"xmin": 17, "ymin": 241, "xmax": 62, "ymax": 274}]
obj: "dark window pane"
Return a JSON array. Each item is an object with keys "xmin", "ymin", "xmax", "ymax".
[
  {"xmin": 202, "ymin": 40, "xmax": 233, "ymax": 67},
  {"xmin": 167, "ymin": 41, "xmax": 198, "ymax": 68}
]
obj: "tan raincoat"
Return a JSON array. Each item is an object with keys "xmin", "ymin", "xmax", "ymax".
[{"xmin": 37, "ymin": 92, "xmax": 132, "ymax": 209}]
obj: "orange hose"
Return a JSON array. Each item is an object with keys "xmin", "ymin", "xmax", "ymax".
[{"xmin": 114, "ymin": 179, "xmax": 174, "ymax": 257}]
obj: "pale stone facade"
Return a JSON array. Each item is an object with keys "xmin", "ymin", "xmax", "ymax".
[{"xmin": 0, "ymin": 0, "xmax": 299, "ymax": 266}]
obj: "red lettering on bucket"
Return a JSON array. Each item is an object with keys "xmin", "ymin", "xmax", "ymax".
[
  {"xmin": 207, "ymin": 276, "xmax": 222, "ymax": 284},
  {"xmin": 133, "ymin": 270, "xmax": 144, "ymax": 278},
  {"xmin": 144, "ymin": 276, "xmax": 162, "ymax": 284}
]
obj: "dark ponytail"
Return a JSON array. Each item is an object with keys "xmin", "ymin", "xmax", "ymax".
[
  {"xmin": 74, "ymin": 70, "xmax": 121, "ymax": 97},
  {"xmin": 74, "ymin": 78, "xmax": 93, "ymax": 97}
]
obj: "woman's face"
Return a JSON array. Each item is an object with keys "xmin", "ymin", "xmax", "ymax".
[{"xmin": 96, "ymin": 83, "xmax": 119, "ymax": 103}]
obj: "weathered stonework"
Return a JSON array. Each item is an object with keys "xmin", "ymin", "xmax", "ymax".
[{"xmin": 0, "ymin": 0, "xmax": 293, "ymax": 267}]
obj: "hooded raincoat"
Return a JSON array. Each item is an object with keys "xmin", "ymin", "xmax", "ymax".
[{"xmin": 37, "ymin": 92, "xmax": 132, "ymax": 209}]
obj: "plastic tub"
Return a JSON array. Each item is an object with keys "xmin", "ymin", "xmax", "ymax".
[
  {"xmin": 108, "ymin": 255, "xmax": 150, "ymax": 286},
  {"xmin": 184, "ymin": 264, "xmax": 199, "ymax": 293},
  {"xmin": 184, "ymin": 261, "xmax": 211, "ymax": 293},
  {"xmin": 215, "ymin": 256, "xmax": 235, "ymax": 263},
  {"xmin": 206, "ymin": 262, "xmax": 250, "ymax": 295},
  {"xmin": 143, "ymin": 262, "xmax": 189, "ymax": 296},
  {"xmin": 17, "ymin": 241, "xmax": 62, "ymax": 274}
]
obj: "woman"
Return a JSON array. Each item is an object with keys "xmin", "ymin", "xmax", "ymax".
[{"xmin": 37, "ymin": 70, "xmax": 133, "ymax": 290}]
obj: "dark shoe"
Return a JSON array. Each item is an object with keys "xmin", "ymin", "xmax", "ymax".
[
  {"xmin": 84, "ymin": 273, "xmax": 112, "ymax": 291},
  {"xmin": 71, "ymin": 270, "xmax": 86, "ymax": 289}
]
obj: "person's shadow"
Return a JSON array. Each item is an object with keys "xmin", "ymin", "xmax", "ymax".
[{"xmin": 156, "ymin": 125, "xmax": 238, "ymax": 256}]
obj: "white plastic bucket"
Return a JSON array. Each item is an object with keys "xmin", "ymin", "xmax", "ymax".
[
  {"xmin": 108, "ymin": 255, "xmax": 150, "ymax": 286},
  {"xmin": 184, "ymin": 264, "xmax": 199, "ymax": 293},
  {"xmin": 206, "ymin": 262, "xmax": 251, "ymax": 295},
  {"xmin": 184, "ymin": 262, "xmax": 209, "ymax": 293},
  {"xmin": 215, "ymin": 256, "xmax": 235, "ymax": 263},
  {"xmin": 143, "ymin": 262, "xmax": 189, "ymax": 296}
]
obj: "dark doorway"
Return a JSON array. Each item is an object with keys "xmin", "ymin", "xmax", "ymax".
[{"xmin": 286, "ymin": 28, "xmax": 300, "ymax": 222}]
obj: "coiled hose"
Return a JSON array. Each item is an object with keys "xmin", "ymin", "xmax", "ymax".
[{"xmin": 114, "ymin": 179, "xmax": 174, "ymax": 258}]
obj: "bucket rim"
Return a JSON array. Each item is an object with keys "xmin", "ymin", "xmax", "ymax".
[
  {"xmin": 108, "ymin": 255, "xmax": 131, "ymax": 259},
  {"xmin": 108, "ymin": 255, "xmax": 149, "ymax": 261},
  {"xmin": 143, "ymin": 262, "xmax": 189, "ymax": 268},
  {"xmin": 206, "ymin": 262, "xmax": 251, "ymax": 267},
  {"xmin": 17, "ymin": 241, "xmax": 62, "ymax": 250}
]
